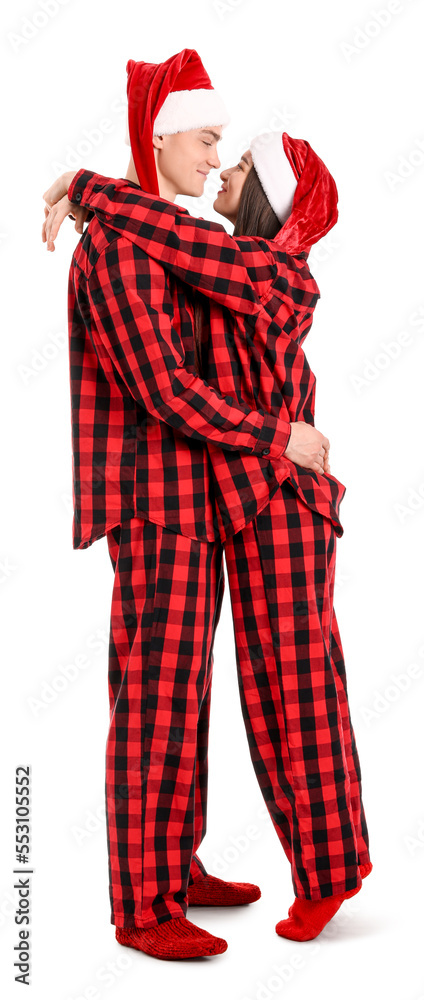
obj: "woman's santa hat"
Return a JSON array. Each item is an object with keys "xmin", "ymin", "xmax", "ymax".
[
  {"xmin": 125, "ymin": 49, "xmax": 230, "ymax": 195},
  {"xmin": 250, "ymin": 131, "xmax": 338, "ymax": 254}
]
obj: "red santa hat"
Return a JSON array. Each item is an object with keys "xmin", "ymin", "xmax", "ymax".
[
  {"xmin": 250, "ymin": 131, "xmax": 338, "ymax": 254},
  {"xmin": 125, "ymin": 49, "xmax": 230, "ymax": 196}
]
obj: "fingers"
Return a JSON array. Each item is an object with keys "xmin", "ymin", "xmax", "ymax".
[
  {"xmin": 75, "ymin": 206, "xmax": 89, "ymax": 233},
  {"xmin": 317, "ymin": 440, "xmax": 331, "ymax": 474},
  {"xmin": 43, "ymin": 204, "xmax": 59, "ymax": 251},
  {"xmin": 314, "ymin": 450, "xmax": 331, "ymax": 475},
  {"xmin": 41, "ymin": 205, "xmax": 49, "ymax": 244},
  {"xmin": 43, "ymin": 195, "xmax": 72, "ymax": 251},
  {"xmin": 43, "ymin": 196, "xmax": 90, "ymax": 250},
  {"xmin": 42, "ymin": 173, "xmax": 70, "ymax": 208},
  {"xmin": 45, "ymin": 203, "xmax": 66, "ymax": 251}
]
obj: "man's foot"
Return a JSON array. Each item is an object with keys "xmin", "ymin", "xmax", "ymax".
[
  {"xmin": 188, "ymin": 873, "xmax": 261, "ymax": 906},
  {"xmin": 115, "ymin": 916, "xmax": 228, "ymax": 960},
  {"xmin": 275, "ymin": 861, "xmax": 372, "ymax": 941}
]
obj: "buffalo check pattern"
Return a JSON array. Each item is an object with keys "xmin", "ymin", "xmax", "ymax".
[
  {"xmin": 65, "ymin": 170, "xmax": 371, "ymax": 907},
  {"xmin": 68, "ymin": 169, "xmax": 348, "ymax": 547},
  {"xmin": 67, "ymin": 175, "xmax": 298, "ymax": 550},
  {"xmin": 104, "ymin": 514, "xmax": 225, "ymax": 928},
  {"xmin": 225, "ymin": 480, "xmax": 371, "ymax": 899}
]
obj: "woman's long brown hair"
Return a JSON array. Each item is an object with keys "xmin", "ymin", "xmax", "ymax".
[{"xmin": 193, "ymin": 165, "xmax": 282, "ymax": 376}]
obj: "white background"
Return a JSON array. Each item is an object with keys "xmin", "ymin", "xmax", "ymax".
[{"xmin": 2, "ymin": 0, "xmax": 424, "ymax": 997}]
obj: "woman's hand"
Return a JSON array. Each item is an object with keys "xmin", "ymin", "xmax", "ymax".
[
  {"xmin": 42, "ymin": 170, "xmax": 88, "ymax": 251},
  {"xmin": 285, "ymin": 422, "xmax": 331, "ymax": 475}
]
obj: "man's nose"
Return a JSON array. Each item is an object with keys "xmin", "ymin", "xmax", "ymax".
[{"xmin": 208, "ymin": 146, "xmax": 221, "ymax": 169}]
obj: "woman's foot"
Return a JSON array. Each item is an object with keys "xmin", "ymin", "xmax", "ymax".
[
  {"xmin": 275, "ymin": 861, "xmax": 372, "ymax": 941},
  {"xmin": 115, "ymin": 915, "xmax": 228, "ymax": 960},
  {"xmin": 188, "ymin": 873, "xmax": 261, "ymax": 906}
]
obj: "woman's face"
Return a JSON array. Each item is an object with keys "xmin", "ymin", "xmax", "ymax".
[{"xmin": 213, "ymin": 148, "xmax": 253, "ymax": 224}]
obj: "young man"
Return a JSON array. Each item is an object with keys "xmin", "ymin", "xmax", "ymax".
[{"xmin": 44, "ymin": 49, "xmax": 331, "ymax": 961}]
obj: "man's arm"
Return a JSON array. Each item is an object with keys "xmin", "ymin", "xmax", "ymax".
[
  {"xmin": 84, "ymin": 238, "xmax": 292, "ymax": 458},
  {"xmin": 68, "ymin": 170, "xmax": 280, "ymax": 313}
]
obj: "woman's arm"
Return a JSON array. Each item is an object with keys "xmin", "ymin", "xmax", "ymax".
[
  {"xmin": 71, "ymin": 168, "xmax": 278, "ymax": 307},
  {"xmin": 85, "ymin": 238, "xmax": 292, "ymax": 459},
  {"xmin": 44, "ymin": 169, "xmax": 279, "ymax": 313}
]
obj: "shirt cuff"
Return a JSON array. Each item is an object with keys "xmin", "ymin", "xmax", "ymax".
[
  {"xmin": 253, "ymin": 412, "xmax": 292, "ymax": 459},
  {"xmin": 68, "ymin": 169, "xmax": 104, "ymax": 211}
]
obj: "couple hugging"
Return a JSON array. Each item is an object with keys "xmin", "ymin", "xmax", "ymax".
[{"xmin": 42, "ymin": 47, "xmax": 372, "ymax": 962}]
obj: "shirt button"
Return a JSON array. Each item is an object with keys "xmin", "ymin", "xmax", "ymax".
[{"xmin": 262, "ymin": 448, "xmax": 270, "ymax": 455}]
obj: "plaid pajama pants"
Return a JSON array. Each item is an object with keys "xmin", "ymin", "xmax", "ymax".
[
  {"xmin": 103, "ymin": 481, "xmax": 371, "ymax": 928},
  {"xmin": 224, "ymin": 478, "xmax": 371, "ymax": 900},
  {"xmin": 105, "ymin": 516, "xmax": 225, "ymax": 929}
]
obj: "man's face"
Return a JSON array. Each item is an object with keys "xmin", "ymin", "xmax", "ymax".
[{"xmin": 153, "ymin": 127, "xmax": 222, "ymax": 198}]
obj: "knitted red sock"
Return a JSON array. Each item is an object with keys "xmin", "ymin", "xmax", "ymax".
[
  {"xmin": 115, "ymin": 915, "xmax": 227, "ymax": 960},
  {"xmin": 275, "ymin": 862, "xmax": 373, "ymax": 941},
  {"xmin": 188, "ymin": 873, "xmax": 261, "ymax": 906}
]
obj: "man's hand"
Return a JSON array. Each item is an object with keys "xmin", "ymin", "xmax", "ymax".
[
  {"xmin": 42, "ymin": 170, "xmax": 87, "ymax": 251},
  {"xmin": 285, "ymin": 421, "xmax": 331, "ymax": 475}
]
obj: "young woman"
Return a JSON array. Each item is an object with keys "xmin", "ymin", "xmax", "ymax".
[{"xmin": 43, "ymin": 129, "xmax": 372, "ymax": 944}]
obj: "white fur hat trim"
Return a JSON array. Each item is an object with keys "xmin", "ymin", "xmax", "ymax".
[
  {"xmin": 250, "ymin": 131, "xmax": 298, "ymax": 224},
  {"xmin": 125, "ymin": 87, "xmax": 230, "ymax": 144}
]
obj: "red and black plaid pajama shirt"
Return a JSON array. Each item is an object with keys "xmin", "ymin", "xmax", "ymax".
[
  {"xmin": 67, "ymin": 171, "xmax": 302, "ymax": 928},
  {"xmin": 69, "ymin": 169, "xmax": 372, "ymax": 904}
]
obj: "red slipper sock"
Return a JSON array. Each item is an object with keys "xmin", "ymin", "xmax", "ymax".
[
  {"xmin": 188, "ymin": 873, "xmax": 261, "ymax": 906},
  {"xmin": 275, "ymin": 861, "xmax": 373, "ymax": 942},
  {"xmin": 115, "ymin": 915, "xmax": 228, "ymax": 960}
]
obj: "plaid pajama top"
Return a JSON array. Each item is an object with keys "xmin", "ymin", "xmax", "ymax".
[
  {"xmin": 66, "ymin": 182, "xmax": 300, "ymax": 550},
  {"xmin": 68, "ymin": 170, "xmax": 347, "ymax": 543}
]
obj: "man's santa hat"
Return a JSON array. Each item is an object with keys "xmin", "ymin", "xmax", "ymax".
[
  {"xmin": 124, "ymin": 49, "xmax": 230, "ymax": 195},
  {"xmin": 250, "ymin": 131, "xmax": 338, "ymax": 254}
]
